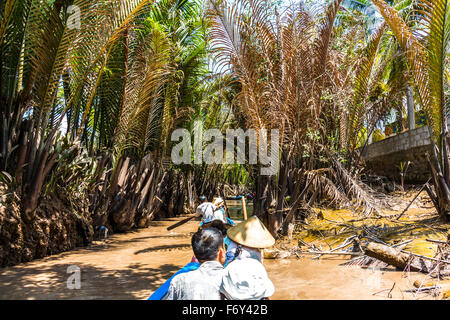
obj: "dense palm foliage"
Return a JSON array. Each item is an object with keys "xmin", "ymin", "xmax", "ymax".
[
  {"xmin": 0, "ymin": 0, "xmax": 448, "ymax": 265},
  {"xmin": 0, "ymin": 0, "xmax": 218, "ymax": 230},
  {"xmin": 370, "ymin": 0, "xmax": 449, "ymax": 220},
  {"xmin": 206, "ymin": 0, "xmax": 403, "ymax": 232}
]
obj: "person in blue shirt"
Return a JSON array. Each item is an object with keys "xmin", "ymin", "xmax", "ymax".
[
  {"xmin": 149, "ymin": 226, "xmax": 226, "ymax": 300},
  {"xmin": 148, "ymin": 220, "xmax": 230, "ymax": 300}
]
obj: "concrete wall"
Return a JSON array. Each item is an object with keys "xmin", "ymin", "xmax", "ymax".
[{"xmin": 361, "ymin": 126, "xmax": 433, "ymax": 183}]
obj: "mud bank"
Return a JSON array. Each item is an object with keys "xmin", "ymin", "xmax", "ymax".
[
  {"xmin": 0, "ymin": 188, "xmax": 93, "ymax": 267},
  {"xmin": 0, "ymin": 216, "xmax": 434, "ymax": 300},
  {"xmin": 0, "ymin": 167, "xmax": 186, "ymax": 268}
]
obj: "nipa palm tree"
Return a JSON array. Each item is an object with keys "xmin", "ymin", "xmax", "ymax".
[{"xmin": 207, "ymin": 0, "xmax": 389, "ymax": 234}]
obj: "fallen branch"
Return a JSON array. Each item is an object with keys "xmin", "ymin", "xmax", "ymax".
[
  {"xmin": 341, "ymin": 240, "xmax": 415, "ymax": 268},
  {"xmin": 312, "ymin": 235, "xmax": 357, "ymax": 259},
  {"xmin": 373, "ymin": 282, "xmax": 396, "ymax": 298},
  {"xmin": 399, "ymin": 250, "xmax": 450, "ymax": 264},
  {"xmin": 392, "ymin": 239, "xmax": 415, "ymax": 248},
  {"xmin": 404, "ymin": 286, "xmax": 439, "ymax": 293},
  {"xmin": 396, "ymin": 178, "xmax": 431, "ymax": 220},
  {"xmin": 304, "ymin": 251, "xmax": 362, "ymax": 256},
  {"xmin": 413, "ymin": 279, "xmax": 450, "ymax": 289},
  {"xmin": 365, "ymin": 242, "xmax": 417, "ymax": 270},
  {"xmin": 426, "ymin": 238, "xmax": 448, "ymax": 245}
]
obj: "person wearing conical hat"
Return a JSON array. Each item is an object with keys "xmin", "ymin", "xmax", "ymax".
[
  {"xmin": 213, "ymin": 197, "xmax": 225, "ymax": 208},
  {"xmin": 211, "ymin": 197, "xmax": 227, "ymax": 224},
  {"xmin": 224, "ymin": 216, "xmax": 275, "ymax": 267}
]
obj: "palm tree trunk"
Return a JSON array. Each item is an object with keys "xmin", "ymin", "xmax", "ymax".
[
  {"xmin": 406, "ymin": 86, "xmax": 415, "ymax": 130},
  {"xmin": 426, "ymin": 151, "xmax": 450, "ymax": 221}
]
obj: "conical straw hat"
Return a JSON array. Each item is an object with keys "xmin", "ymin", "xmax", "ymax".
[
  {"xmin": 227, "ymin": 216, "xmax": 275, "ymax": 249},
  {"xmin": 213, "ymin": 197, "xmax": 224, "ymax": 207}
]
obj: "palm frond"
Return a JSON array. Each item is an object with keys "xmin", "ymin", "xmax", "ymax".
[
  {"xmin": 347, "ymin": 22, "xmax": 386, "ymax": 149},
  {"xmin": 372, "ymin": 0, "xmax": 449, "ymax": 144},
  {"xmin": 333, "ymin": 157, "xmax": 383, "ymax": 216}
]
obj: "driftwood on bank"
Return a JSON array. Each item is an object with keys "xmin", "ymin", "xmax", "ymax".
[
  {"xmin": 365, "ymin": 242, "xmax": 418, "ymax": 270},
  {"xmin": 364, "ymin": 242, "xmax": 449, "ymax": 274},
  {"xmin": 426, "ymin": 238, "xmax": 449, "ymax": 245}
]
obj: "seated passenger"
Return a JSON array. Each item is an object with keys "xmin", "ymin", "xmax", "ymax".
[
  {"xmin": 220, "ymin": 258, "xmax": 274, "ymax": 300},
  {"xmin": 162, "ymin": 227, "xmax": 226, "ymax": 300},
  {"xmin": 199, "ymin": 219, "xmax": 228, "ymax": 236},
  {"xmin": 211, "ymin": 197, "xmax": 227, "ymax": 223},
  {"xmin": 193, "ymin": 220, "xmax": 232, "ymax": 264},
  {"xmin": 224, "ymin": 216, "xmax": 275, "ymax": 266}
]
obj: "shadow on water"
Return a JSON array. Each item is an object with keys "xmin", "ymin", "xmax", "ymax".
[
  {"xmin": 134, "ymin": 244, "xmax": 192, "ymax": 255},
  {"xmin": 0, "ymin": 262, "xmax": 180, "ymax": 300},
  {"xmin": 0, "ymin": 218, "xmax": 197, "ymax": 300}
]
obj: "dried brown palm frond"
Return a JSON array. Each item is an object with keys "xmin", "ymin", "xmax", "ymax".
[
  {"xmin": 332, "ymin": 157, "xmax": 383, "ymax": 217},
  {"xmin": 322, "ymin": 21, "xmax": 364, "ymax": 151},
  {"xmin": 304, "ymin": 169, "xmax": 351, "ymax": 208},
  {"xmin": 208, "ymin": 0, "xmax": 282, "ymax": 140},
  {"xmin": 208, "ymin": 0, "xmax": 348, "ymax": 153},
  {"xmin": 207, "ymin": 0, "xmax": 251, "ymax": 74},
  {"xmin": 277, "ymin": 7, "xmax": 315, "ymax": 137},
  {"xmin": 311, "ymin": 0, "xmax": 344, "ymax": 119}
]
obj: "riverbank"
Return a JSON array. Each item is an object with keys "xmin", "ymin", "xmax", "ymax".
[{"xmin": 0, "ymin": 215, "xmax": 437, "ymax": 300}]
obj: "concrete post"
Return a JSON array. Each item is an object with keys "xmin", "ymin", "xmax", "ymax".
[{"xmin": 406, "ymin": 86, "xmax": 415, "ymax": 130}]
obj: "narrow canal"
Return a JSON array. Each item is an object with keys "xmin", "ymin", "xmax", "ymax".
[{"xmin": 0, "ymin": 215, "xmax": 431, "ymax": 300}]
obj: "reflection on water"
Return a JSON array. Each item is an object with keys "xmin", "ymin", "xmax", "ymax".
[
  {"xmin": 226, "ymin": 200, "xmax": 254, "ymax": 220},
  {"xmin": 0, "ymin": 216, "xmax": 432, "ymax": 300}
]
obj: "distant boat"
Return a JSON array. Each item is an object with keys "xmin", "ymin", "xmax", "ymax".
[
  {"xmin": 225, "ymin": 195, "xmax": 243, "ymax": 200},
  {"xmin": 225, "ymin": 194, "xmax": 254, "ymax": 201}
]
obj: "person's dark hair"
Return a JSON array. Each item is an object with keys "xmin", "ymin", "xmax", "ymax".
[
  {"xmin": 192, "ymin": 227, "xmax": 224, "ymax": 262},
  {"xmin": 208, "ymin": 220, "xmax": 228, "ymax": 236},
  {"xmin": 198, "ymin": 220, "xmax": 228, "ymax": 236}
]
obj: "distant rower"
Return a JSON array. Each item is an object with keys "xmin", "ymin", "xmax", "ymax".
[{"xmin": 195, "ymin": 196, "xmax": 227, "ymax": 224}]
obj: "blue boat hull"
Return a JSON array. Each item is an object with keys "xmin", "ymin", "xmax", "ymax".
[{"xmin": 147, "ymin": 262, "xmax": 201, "ymax": 300}]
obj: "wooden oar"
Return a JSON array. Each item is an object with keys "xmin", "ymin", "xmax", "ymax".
[
  {"xmin": 241, "ymin": 196, "xmax": 248, "ymax": 220},
  {"xmin": 167, "ymin": 215, "xmax": 196, "ymax": 231}
]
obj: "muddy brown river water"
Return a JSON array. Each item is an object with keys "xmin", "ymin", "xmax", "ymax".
[{"xmin": 0, "ymin": 216, "xmax": 435, "ymax": 300}]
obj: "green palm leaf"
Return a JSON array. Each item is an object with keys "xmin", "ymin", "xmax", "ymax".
[
  {"xmin": 372, "ymin": 0, "xmax": 449, "ymax": 145},
  {"xmin": 347, "ymin": 22, "xmax": 386, "ymax": 149}
]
